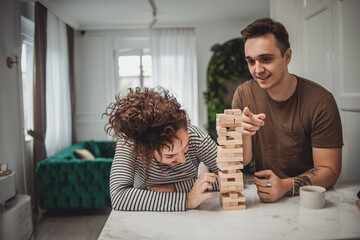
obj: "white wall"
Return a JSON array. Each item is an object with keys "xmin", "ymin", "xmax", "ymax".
[
  {"xmin": 270, "ymin": 0, "xmax": 301, "ymax": 76},
  {"xmin": 0, "ymin": 0, "xmax": 27, "ymax": 194},
  {"xmin": 74, "ymin": 21, "xmax": 272, "ymax": 140},
  {"xmin": 74, "ymin": 29, "xmax": 150, "ymax": 141}
]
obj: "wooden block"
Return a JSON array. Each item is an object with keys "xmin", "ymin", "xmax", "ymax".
[
  {"xmin": 216, "ymin": 156, "xmax": 243, "ymax": 162},
  {"xmin": 217, "ymin": 162, "xmax": 243, "ymax": 171},
  {"xmin": 221, "ymin": 192, "xmax": 246, "ymax": 202},
  {"xmin": 218, "ymin": 145, "xmax": 243, "ymax": 154},
  {"xmin": 220, "ymin": 181, "xmax": 244, "ymax": 188},
  {"xmin": 234, "ymin": 118, "xmax": 242, "ymax": 124},
  {"xmin": 232, "ymin": 109, "xmax": 242, "ymax": 115},
  {"xmin": 233, "ymin": 135, "xmax": 242, "ymax": 140},
  {"xmin": 220, "ymin": 185, "xmax": 244, "ymax": 193},
  {"xmin": 217, "ymin": 131, "xmax": 242, "ymax": 138},
  {"xmin": 217, "ymin": 123, "xmax": 242, "ymax": 128},
  {"xmin": 217, "ymin": 118, "xmax": 234, "ymax": 125},
  {"xmin": 229, "ymin": 193, "xmax": 238, "ymax": 199},
  {"xmin": 218, "ymin": 139, "xmax": 242, "ymax": 146},
  {"xmin": 216, "ymin": 114, "xmax": 237, "ymax": 121},
  {"xmin": 216, "ymin": 127, "xmax": 227, "ymax": 133},
  {"xmin": 222, "ymin": 203, "xmax": 246, "ymax": 211},
  {"xmin": 220, "ymin": 130, "xmax": 242, "ymax": 138},
  {"xmin": 224, "ymin": 109, "xmax": 234, "ymax": 115},
  {"xmin": 218, "ymin": 170, "xmax": 244, "ymax": 185},
  {"xmin": 217, "ymin": 151, "xmax": 236, "ymax": 157},
  {"xmin": 227, "ymin": 169, "xmax": 237, "ymax": 174},
  {"xmin": 218, "ymin": 170, "xmax": 243, "ymax": 179}
]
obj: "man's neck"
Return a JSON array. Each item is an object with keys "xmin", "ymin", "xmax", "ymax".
[{"xmin": 267, "ymin": 74, "xmax": 297, "ymax": 102}]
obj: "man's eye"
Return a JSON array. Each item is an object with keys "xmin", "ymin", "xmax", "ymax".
[
  {"xmin": 247, "ymin": 59, "xmax": 255, "ymax": 65},
  {"xmin": 262, "ymin": 57, "xmax": 272, "ymax": 62}
]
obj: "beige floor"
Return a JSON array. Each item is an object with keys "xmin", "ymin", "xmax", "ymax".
[{"xmin": 34, "ymin": 208, "xmax": 111, "ymax": 240}]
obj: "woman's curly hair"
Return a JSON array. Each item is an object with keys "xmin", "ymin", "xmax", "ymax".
[{"xmin": 103, "ymin": 87, "xmax": 189, "ymax": 167}]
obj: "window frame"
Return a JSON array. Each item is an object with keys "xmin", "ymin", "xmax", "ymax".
[{"xmin": 114, "ymin": 48, "xmax": 152, "ymax": 97}]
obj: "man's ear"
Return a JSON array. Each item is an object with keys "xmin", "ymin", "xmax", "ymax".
[{"xmin": 284, "ymin": 48, "xmax": 292, "ymax": 65}]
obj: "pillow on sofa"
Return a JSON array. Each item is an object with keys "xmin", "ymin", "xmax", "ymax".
[
  {"xmin": 74, "ymin": 149, "xmax": 95, "ymax": 160},
  {"xmin": 84, "ymin": 140, "xmax": 102, "ymax": 158}
]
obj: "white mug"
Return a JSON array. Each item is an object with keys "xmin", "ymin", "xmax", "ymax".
[{"xmin": 300, "ymin": 186, "xmax": 326, "ymax": 209}]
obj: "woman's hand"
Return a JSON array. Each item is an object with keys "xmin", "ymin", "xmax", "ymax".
[
  {"xmin": 147, "ymin": 184, "xmax": 175, "ymax": 192},
  {"xmin": 186, "ymin": 172, "xmax": 217, "ymax": 209}
]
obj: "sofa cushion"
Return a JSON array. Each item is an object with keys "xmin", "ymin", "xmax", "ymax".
[
  {"xmin": 84, "ymin": 140, "xmax": 101, "ymax": 158},
  {"xmin": 74, "ymin": 149, "xmax": 95, "ymax": 160}
]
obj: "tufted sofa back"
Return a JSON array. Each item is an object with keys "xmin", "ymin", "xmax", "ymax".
[{"xmin": 35, "ymin": 140, "xmax": 115, "ymax": 209}]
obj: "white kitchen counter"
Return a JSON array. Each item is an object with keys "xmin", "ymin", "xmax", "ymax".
[{"xmin": 98, "ymin": 181, "xmax": 360, "ymax": 240}]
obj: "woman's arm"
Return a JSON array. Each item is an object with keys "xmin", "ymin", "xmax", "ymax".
[{"xmin": 110, "ymin": 140, "xmax": 187, "ymax": 211}]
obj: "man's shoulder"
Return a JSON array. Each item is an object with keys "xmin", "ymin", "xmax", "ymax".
[
  {"xmin": 297, "ymin": 76, "xmax": 331, "ymax": 96},
  {"xmin": 237, "ymin": 79, "xmax": 258, "ymax": 90},
  {"xmin": 234, "ymin": 79, "xmax": 261, "ymax": 96},
  {"xmin": 296, "ymin": 75, "xmax": 337, "ymax": 111}
]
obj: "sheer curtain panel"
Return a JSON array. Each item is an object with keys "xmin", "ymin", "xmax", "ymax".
[
  {"xmin": 45, "ymin": 11, "xmax": 72, "ymax": 157},
  {"xmin": 150, "ymin": 28, "xmax": 199, "ymax": 126}
]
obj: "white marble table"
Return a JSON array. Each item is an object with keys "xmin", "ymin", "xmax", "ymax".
[{"xmin": 98, "ymin": 181, "xmax": 360, "ymax": 240}]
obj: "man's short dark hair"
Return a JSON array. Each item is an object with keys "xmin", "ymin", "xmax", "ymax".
[{"xmin": 241, "ymin": 18, "xmax": 290, "ymax": 56}]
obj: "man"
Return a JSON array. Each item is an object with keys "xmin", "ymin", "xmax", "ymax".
[{"xmin": 232, "ymin": 18, "xmax": 343, "ymax": 202}]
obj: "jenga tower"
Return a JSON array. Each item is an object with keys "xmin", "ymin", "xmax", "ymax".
[{"xmin": 216, "ymin": 109, "xmax": 246, "ymax": 210}]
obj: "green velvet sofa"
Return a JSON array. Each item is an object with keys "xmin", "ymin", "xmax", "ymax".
[{"xmin": 35, "ymin": 140, "xmax": 115, "ymax": 209}]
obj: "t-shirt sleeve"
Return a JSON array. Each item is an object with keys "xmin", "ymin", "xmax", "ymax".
[
  {"xmin": 110, "ymin": 139, "xmax": 187, "ymax": 211},
  {"xmin": 311, "ymin": 93, "xmax": 343, "ymax": 148},
  {"xmin": 232, "ymin": 85, "xmax": 245, "ymax": 110}
]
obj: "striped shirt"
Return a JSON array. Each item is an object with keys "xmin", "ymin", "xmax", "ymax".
[{"xmin": 110, "ymin": 125, "xmax": 219, "ymax": 211}]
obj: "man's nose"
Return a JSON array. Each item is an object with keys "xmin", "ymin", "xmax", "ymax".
[{"xmin": 255, "ymin": 62, "xmax": 265, "ymax": 75}]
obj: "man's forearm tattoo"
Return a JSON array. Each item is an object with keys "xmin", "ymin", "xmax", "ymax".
[{"xmin": 285, "ymin": 168, "xmax": 320, "ymax": 197}]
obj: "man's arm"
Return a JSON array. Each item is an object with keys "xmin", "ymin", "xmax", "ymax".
[
  {"xmin": 255, "ymin": 147, "xmax": 342, "ymax": 202},
  {"xmin": 287, "ymin": 147, "xmax": 342, "ymax": 196}
]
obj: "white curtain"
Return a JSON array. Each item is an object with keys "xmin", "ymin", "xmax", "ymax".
[
  {"xmin": 150, "ymin": 28, "xmax": 199, "ymax": 126},
  {"xmin": 45, "ymin": 11, "xmax": 72, "ymax": 156}
]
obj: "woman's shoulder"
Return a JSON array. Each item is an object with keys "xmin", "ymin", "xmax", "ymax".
[{"xmin": 188, "ymin": 125, "xmax": 207, "ymax": 139}]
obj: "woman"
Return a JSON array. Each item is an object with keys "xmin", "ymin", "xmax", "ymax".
[{"xmin": 104, "ymin": 87, "xmax": 219, "ymax": 211}]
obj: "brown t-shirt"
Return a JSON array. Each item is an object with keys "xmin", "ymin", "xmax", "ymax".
[{"xmin": 232, "ymin": 76, "xmax": 343, "ymax": 178}]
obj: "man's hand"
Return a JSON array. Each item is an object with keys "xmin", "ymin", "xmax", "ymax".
[
  {"xmin": 186, "ymin": 172, "xmax": 217, "ymax": 209},
  {"xmin": 241, "ymin": 107, "xmax": 266, "ymax": 136},
  {"xmin": 147, "ymin": 184, "xmax": 176, "ymax": 193},
  {"xmin": 254, "ymin": 170, "xmax": 291, "ymax": 203}
]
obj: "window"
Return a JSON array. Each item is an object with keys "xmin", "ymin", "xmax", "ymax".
[
  {"xmin": 115, "ymin": 49, "xmax": 152, "ymax": 97},
  {"xmin": 20, "ymin": 16, "xmax": 34, "ymax": 140}
]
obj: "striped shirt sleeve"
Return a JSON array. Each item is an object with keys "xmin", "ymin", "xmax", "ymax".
[
  {"xmin": 191, "ymin": 125, "xmax": 220, "ymax": 191},
  {"xmin": 110, "ymin": 140, "xmax": 187, "ymax": 211},
  {"xmin": 174, "ymin": 178, "xmax": 196, "ymax": 193},
  {"xmin": 173, "ymin": 126, "xmax": 220, "ymax": 192}
]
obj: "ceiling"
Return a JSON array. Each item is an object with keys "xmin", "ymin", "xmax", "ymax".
[{"xmin": 41, "ymin": 0, "xmax": 270, "ymax": 30}]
